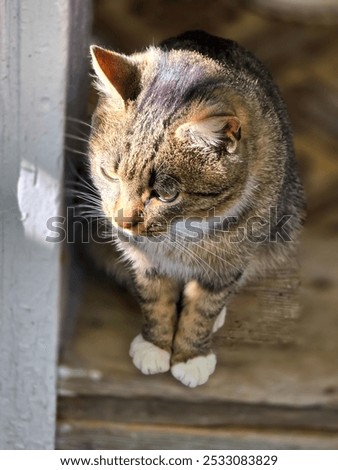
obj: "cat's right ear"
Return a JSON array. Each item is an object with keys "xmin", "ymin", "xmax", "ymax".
[
  {"xmin": 175, "ymin": 115, "xmax": 241, "ymax": 154},
  {"xmin": 90, "ymin": 46, "xmax": 140, "ymax": 106}
]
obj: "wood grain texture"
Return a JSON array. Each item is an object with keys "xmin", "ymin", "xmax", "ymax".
[
  {"xmin": 220, "ymin": 264, "xmax": 300, "ymax": 345},
  {"xmin": 58, "ymin": 396, "xmax": 338, "ymax": 432},
  {"xmin": 57, "ymin": 235, "xmax": 338, "ymax": 449},
  {"xmin": 57, "ymin": 420, "xmax": 338, "ymax": 450}
]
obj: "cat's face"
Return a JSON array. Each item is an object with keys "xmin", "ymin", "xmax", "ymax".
[{"xmin": 89, "ymin": 46, "xmax": 247, "ymax": 238}]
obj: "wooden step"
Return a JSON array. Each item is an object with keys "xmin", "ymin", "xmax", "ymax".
[
  {"xmin": 56, "ymin": 420, "xmax": 338, "ymax": 450},
  {"xmin": 57, "ymin": 232, "xmax": 338, "ymax": 449}
]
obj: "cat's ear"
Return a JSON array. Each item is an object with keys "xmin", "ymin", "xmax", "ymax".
[
  {"xmin": 90, "ymin": 46, "xmax": 140, "ymax": 106},
  {"xmin": 176, "ymin": 115, "xmax": 241, "ymax": 154}
]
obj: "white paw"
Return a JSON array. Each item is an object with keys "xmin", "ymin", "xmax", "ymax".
[
  {"xmin": 212, "ymin": 306, "xmax": 227, "ymax": 333},
  {"xmin": 171, "ymin": 353, "xmax": 217, "ymax": 388},
  {"xmin": 129, "ymin": 334, "xmax": 170, "ymax": 375}
]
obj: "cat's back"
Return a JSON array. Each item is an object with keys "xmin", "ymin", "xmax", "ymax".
[
  {"xmin": 159, "ymin": 30, "xmax": 286, "ymax": 119},
  {"xmin": 159, "ymin": 30, "xmax": 273, "ymax": 85}
]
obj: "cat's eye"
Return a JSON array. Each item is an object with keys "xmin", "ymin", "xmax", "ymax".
[
  {"xmin": 100, "ymin": 165, "xmax": 119, "ymax": 182},
  {"xmin": 155, "ymin": 188, "xmax": 179, "ymax": 203}
]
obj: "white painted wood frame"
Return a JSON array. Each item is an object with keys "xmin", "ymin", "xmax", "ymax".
[{"xmin": 0, "ymin": 0, "xmax": 91, "ymax": 449}]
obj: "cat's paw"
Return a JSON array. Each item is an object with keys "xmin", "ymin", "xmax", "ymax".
[
  {"xmin": 212, "ymin": 306, "xmax": 227, "ymax": 333},
  {"xmin": 171, "ymin": 353, "xmax": 217, "ymax": 388},
  {"xmin": 129, "ymin": 334, "xmax": 170, "ymax": 375}
]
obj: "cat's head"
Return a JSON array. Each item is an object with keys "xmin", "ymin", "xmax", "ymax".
[{"xmin": 88, "ymin": 45, "xmax": 247, "ymax": 239}]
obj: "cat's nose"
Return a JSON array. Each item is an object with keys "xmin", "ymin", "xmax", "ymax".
[{"xmin": 115, "ymin": 208, "xmax": 144, "ymax": 230}]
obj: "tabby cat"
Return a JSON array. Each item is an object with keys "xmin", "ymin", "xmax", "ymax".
[{"xmin": 88, "ymin": 31, "xmax": 305, "ymax": 387}]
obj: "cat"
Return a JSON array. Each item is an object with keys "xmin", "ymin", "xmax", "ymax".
[{"xmin": 87, "ymin": 31, "xmax": 305, "ymax": 387}]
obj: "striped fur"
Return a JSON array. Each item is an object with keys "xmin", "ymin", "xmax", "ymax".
[{"xmin": 88, "ymin": 31, "xmax": 305, "ymax": 387}]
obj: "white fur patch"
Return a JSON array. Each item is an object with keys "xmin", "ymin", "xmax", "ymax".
[
  {"xmin": 176, "ymin": 119, "xmax": 223, "ymax": 148},
  {"xmin": 183, "ymin": 280, "xmax": 200, "ymax": 301},
  {"xmin": 176, "ymin": 116, "xmax": 239, "ymax": 153},
  {"xmin": 212, "ymin": 306, "xmax": 227, "ymax": 333},
  {"xmin": 129, "ymin": 334, "xmax": 170, "ymax": 375},
  {"xmin": 171, "ymin": 353, "xmax": 217, "ymax": 388}
]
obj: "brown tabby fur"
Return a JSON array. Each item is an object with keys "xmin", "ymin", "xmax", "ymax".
[{"xmin": 87, "ymin": 31, "xmax": 305, "ymax": 385}]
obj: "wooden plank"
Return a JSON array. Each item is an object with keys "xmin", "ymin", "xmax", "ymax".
[
  {"xmin": 0, "ymin": 0, "xmax": 68, "ymax": 449},
  {"xmin": 58, "ymin": 396, "xmax": 338, "ymax": 432},
  {"xmin": 56, "ymin": 420, "xmax": 338, "ymax": 450},
  {"xmin": 58, "ymin": 231, "xmax": 338, "ymax": 410},
  {"xmin": 222, "ymin": 263, "xmax": 300, "ymax": 345}
]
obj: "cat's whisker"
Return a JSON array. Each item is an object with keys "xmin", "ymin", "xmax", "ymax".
[
  {"xmin": 172, "ymin": 240, "xmax": 209, "ymax": 277},
  {"xmin": 68, "ymin": 184, "xmax": 96, "ymax": 196},
  {"xmin": 66, "ymin": 116, "xmax": 93, "ymax": 129},
  {"xmin": 175, "ymin": 230, "xmax": 239, "ymax": 272},
  {"xmin": 68, "ymin": 211, "xmax": 105, "ymax": 220},
  {"xmin": 66, "ymin": 198, "xmax": 103, "ymax": 211},
  {"xmin": 65, "ymin": 162, "xmax": 97, "ymax": 193},
  {"xmin": 68, "ymin": 161, "xmax": 92, "ymax": 181},
  {"xmin": 66, "ymin": 193, "xmax": 99, "ymax": 204},
  {"xmin": 65, "ymin": 133, "xmax": 90, "ymax": 144},
  {"xmin": 80, "ymin": 214, "xmax": 104, "ymax": 220},
  {"xmin": 66, "ymin": 126, "xmax": 90, "ymax": 139},
  {"xmin": 73, "ymin": 203, "xmax": 102, "ymax": 212},
  {"xmin": 64, "ymin": 146, "xmax": 88, "ymax": 157},
  {"xmin": 69, "ymin": 203, "xmax": 98, "ymax": 210},
  {"xmin": 67, "ymin": 190, "xmax": 101, "ymax": 202},
  {"xmin": 67, "ymin": 175, "xmax": 96, "ymax": 193},
  {"xmin": 101, "ymin": 230, "xmax": 115, "ymax": 238},
  {"xmin": 173, "ymin": 231, "xmax": 230, "ymax": 281},
  {"xmin": 169, "ymin": 232, "xmax": 220, "ymax": 283},
  {"xmin": 196, "ymin": 240, "xmax": 239, "ymax": 272},
  {"xmin": 66, "ymin": 184, "xmax": 98, "ymax": 194},
  {"xmin": 68, "ymin": 198, "xmax": 102, "ymax": 210},
  {"xmin": 161, "ymin": 234, "xmax": 193, "ymax": 266},
  {"xmin": 177, "ymin": 243, "xmax": 217, "ymax": 284},
  {"xmin": 70, "ymin": 204, "xmax": 103, "ymax": 214}
]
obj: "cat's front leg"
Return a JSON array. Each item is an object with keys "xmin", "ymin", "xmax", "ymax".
[
  {"xmin": 171, "ymin": 280, "xmax": 231, "ymax": 388},
  {"xmin": 129, "ymin": 271, "xmax": 180, "ymax": 375}
]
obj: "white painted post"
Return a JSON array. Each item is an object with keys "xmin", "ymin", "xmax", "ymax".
[{"xmin": 0, "ymin": 0, "xmax": 69, "ymax": 449}]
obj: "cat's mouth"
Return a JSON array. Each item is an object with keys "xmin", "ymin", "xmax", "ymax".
[{"xmin": 112, "ymin": 220, "xmax": 168, "ymax": 239}]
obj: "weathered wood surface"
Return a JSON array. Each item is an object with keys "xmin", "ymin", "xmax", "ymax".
[
  {"xmin": 57, "ymin": 421, "xmax": 338, "ymax": 450},
  {"xmin": 57, "ymin": 230, "xmax": 338, "ymax": 407},
  {"xmin": 57, "ymin": 232, "xmax": 338, "ymax": 450},
  {"xmin": 58, "ymin": 396, "xmax": 338, "ymax": 432},
  {"xmin": 219, "ymin": 264, "xmax": 300, "ymax": 345}
]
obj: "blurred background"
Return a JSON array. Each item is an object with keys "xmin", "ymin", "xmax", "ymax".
[{"xmin": 58, "ymin": 0, "xmax": 338, "ymax": 450}]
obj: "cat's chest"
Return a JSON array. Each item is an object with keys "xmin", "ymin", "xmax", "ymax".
[
  {"xmin": 122, "ymin": 238, "xmax": 190, "ymax": 275},
  {"xmin": 120, "ymin": 236, "xmax": 228, "ymax": 282}
]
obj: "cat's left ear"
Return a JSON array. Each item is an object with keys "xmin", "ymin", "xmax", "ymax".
[
  {"xmin": 90, "ymin": 46, "xmax": 140, "ymax": 105},
  {"xmin": 176, "ymin": 115, "xmax": 241, "ymax": 154}
]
